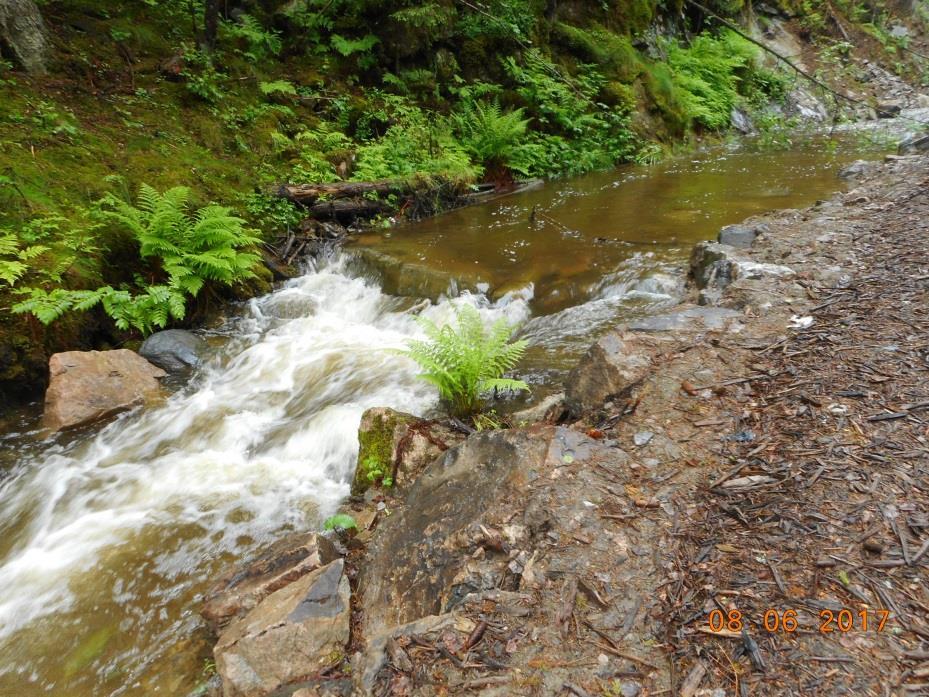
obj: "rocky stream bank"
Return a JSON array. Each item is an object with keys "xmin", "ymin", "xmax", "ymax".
[{"xmin": 182, "ymin": 149, "xmax": 929, "ymax": 697}]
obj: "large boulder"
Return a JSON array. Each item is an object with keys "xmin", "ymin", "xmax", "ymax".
[
  {"xmin": 214, "ymin": 559, "xmax": 351, "ymax": 697},
  {"xmin": 359, "ymin": 426, "xmax": 615, "ymax": 645},
  {"xmin": 564, "ymin": 332, "xmax": 661, "ymax": 416},
  {"xmin": 201, "ymin": 533, "xmax": 340, "ymax": 632},
  {"xmin": 139, "ymin": 329, "xmax": 207, "ymax": 373},
  {"xmin": 351, "ymin": 407, "xmax": 465, "ymax": 495},
  {"xmin": 0, "ymin": 0, "xmax": 48, "ymax": 75},
  {"xmin": 43, "ymin": 350, "xmax": 166, "ymax": 431}
]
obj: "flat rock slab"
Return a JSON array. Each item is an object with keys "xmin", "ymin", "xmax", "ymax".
[
  {"xmin": 215, "ymin": 559, "xmax": 350, "ymax": 697},
  {"xmin": 202, "ymin": 533, "xmax": 340, "ymax": 632},
  {"xmin": 628, "ymin": 305, "xmax": 742, "ymax": 333},
  {"xmin": 359, "ymin": 426, "xmax": 611, "ymax": 637},
  {"xmin": 43, "ymin": 349, "xmax": 166, "ymax": 431}
]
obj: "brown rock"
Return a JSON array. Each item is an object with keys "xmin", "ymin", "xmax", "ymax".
[
  {"xmin": 43, "ymin": 349, "xmax": 166, "ymax": 431},
  {"xmin": 215, "ymin": 559, "xmax": 350, "ymax": 697},
  {"xmin": 564, "ymin": 332, "xmax": 659, "ymax": 416},
  {"xmin": 202, "ymin": 533, "xmax": 340, "ymax": 632}
]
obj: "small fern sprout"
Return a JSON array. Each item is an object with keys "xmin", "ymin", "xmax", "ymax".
[{"xmin": 402, "ymin": 303, "xmax": 530, "ymax": 418}]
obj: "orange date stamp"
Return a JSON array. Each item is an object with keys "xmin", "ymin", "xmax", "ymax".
[{"xmin": 707, "ymin": 608, "xmax": 891, "ymax": 634}]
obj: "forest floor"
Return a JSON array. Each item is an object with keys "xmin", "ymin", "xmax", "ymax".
[
  {"xmin": 350, "ymin": 153, "xmax": 929, "ymax": 697},
  {"xmin": 659, "ymin": 154, "xmax": 929, "ymax": 695}
]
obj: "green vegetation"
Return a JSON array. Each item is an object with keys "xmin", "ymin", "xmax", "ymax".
[
  {"xmin": 323, "ymin": 513, "xmax": 358, "ymax": 532},
  {"xmin": 2, "ymin": 0, "xmax": 912, "ymax": 400},
  {"xmin": 402, "ymin": 304, "xmax": 529, "ymax": 417},
  {"xmin": 7, "ymin": 186, "xmax": 259, "ymax": 334}
]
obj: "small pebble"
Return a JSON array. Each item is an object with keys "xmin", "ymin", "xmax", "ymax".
[{"xmin": 633, "ymin": 431, "xmax": 654, "ymax": 447}]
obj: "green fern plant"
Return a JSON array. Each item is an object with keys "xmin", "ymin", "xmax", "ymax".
[
  {"xmin": 402, "ymin": 304, "xmax": 529, "ymax": 417},
  {"xmin": 450, "ymin": 100, "xmax": 530, "ymax": 177},
  {"xmin": 11, "ymin": 186, "xmax": 260, "ymax": 334}
]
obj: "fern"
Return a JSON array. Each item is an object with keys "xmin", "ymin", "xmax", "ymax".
[
  {"xmin": 450, "ymin": 100, "xmax": 530, "ymax": 175},
  {"xmin": 402, "ymin": 304, "xmax": 529, "ymax": 417},
  {"xmin": 259, "ymin": 80, "xmax": 297, "ymax": 97},
  {"xmin": 330, "ymin": 33, "xmax": 380, "ymax": 57}
]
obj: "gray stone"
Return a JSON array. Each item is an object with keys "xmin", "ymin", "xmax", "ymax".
[
  {"xmin": 564, "ymin": 332, "xmax": 661, "ymax": 416},
  {"xmin": 202, "ymin": 533, "xmax": 341, "ymax": 632},
  {"xmin": 139, "ymin": 329, "xmax": 207, "ymax": 372},
  {"xmin": 0, "ymin": 0, "xmax": 48, "ymax": 75},
  {"xmin": 43, "ymin": 350, "xmax": 166, "ymax": 431},
  {"xmin": 838, "ymin": 160, "xmax": 877, "ymax": 180},
  {"xmin": 620, "ymin": 681, "xmax": 642, "ymax": 697},
  {"xmin": 633, "ymin": 431, "xmax": 653, "ymax": 447},
  {"xmin": 730, "ymin": 107, "xmax": 754, "ymax": 134},
  {"xmin": 898, "ymin": 133, "xmax": 929, "ymax": 155},
  {"xmin": 717, "ymin": 224, "xmax": 758, "ymax": 249},
  {"xmin": 214, "ymin": 559, "xmax": 350, "ymax": 697},
  {"xmin": 877, "ymin": 100, "xmax": 903, "ymax": 118},
  {"xmin": 510, "ymin": 392, "xmax": 565, "ymax": 426},
  {"xmin": 689, "ymin": 241, "xmax": 738, "ymax": 291}
]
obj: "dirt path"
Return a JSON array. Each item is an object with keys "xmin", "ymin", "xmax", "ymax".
[{"xmin": 663, "ymin": 155, "xmax": 929, "ymax": 695}]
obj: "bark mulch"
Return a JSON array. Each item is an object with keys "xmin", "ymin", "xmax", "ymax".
[{"xmin": 666, "ymin": 173, "xmax": 929, "ymax": 695}]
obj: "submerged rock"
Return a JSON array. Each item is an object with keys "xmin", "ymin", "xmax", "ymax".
[
  {"xmin": 564, "ymin": 332, "xmax": 661, "ymax": 416},
  {"xmin": 43, "ymin": 350, "xmax": 165, "ymax": 431},
  {"xmin": 201, "ymin": 533, "xmax": 341, "ymax": 632},
  {"xmin": 838, "ymin": 160, "xmax": 877, "ymax": 180},
  {"xmin": 214, "ymin": 559, "xmax": 350, "ymax": 697},
  {"xmin": 352, "ymin": 407, "xmax": 464, "ymax": 495},
  {"xmin": 139, "ymin": 329, "xmax": 207, "ymax": 373},
  {"xmin": 628, "ymin": 305, "xmax": 742, "ymax": 332}
]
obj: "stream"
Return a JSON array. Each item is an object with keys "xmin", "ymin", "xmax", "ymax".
[{"xmin": 0, "ymin": 135, "xmax": 885, "ymax": 695}]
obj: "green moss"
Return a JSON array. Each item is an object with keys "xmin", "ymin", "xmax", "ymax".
[
  {"xmin": 553, "ymin": 23, "xmax": 645, "ymax": 83},
  {"xmin": 352, "ymin": 409, "xmax": 416, "ymax": 495}
]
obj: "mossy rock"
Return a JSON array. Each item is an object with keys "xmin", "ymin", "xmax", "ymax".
[
  {"xmin": 352, "ymin": 407, "xmax": 420, "ymax": 496},
  {"xmin": 352, "ymin": 407, "xmax": 465, "ymax": 496}
]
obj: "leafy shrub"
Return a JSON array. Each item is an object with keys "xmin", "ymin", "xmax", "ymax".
[
  {"xmin": 450, "ymin": 100, "xmax": 530, "ymax": 176},
  {"xmin": 402, "ymin": 304, "xmax": 529, "ymax": 417},
  {"xmin": 259, "ymin": 80, "xmax": 297, "ymax": 97},
  {"xmin": 352, "ymin": 103, "xmax": 476, "ymax": 181},
  {"xmin": 323, "ymin": 513, "xmax": 358, "ymax": 532}
]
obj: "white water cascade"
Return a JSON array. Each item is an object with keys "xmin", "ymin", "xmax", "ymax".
[{"xmin": 0, "ymin": 257, "xmax": 531, "ymax": 694}]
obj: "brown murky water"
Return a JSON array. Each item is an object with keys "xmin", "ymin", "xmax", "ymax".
[
  {"xmin": 0, "ymin": 135, "xmax": 881, "ymax": 697},
  {"xmin": 350, "ymin": 138, "xmax": 867, "ymax": 314}
]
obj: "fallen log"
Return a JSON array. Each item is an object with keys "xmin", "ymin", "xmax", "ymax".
[
  {"xmin": 280, "ymin": 180, "xmax": 412, "ymax": 205},
  {"xmin": 308, "ymin": 198, "xmax": 391, "ymax": 222}
]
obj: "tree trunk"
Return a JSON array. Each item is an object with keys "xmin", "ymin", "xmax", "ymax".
[
  {"xmin": 204, "ymin": 0, "xmax": 220, "ymax": 50},
  {"xmin": 0, "ymin": 0, "xmax": 48, "ymax": 75}
]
